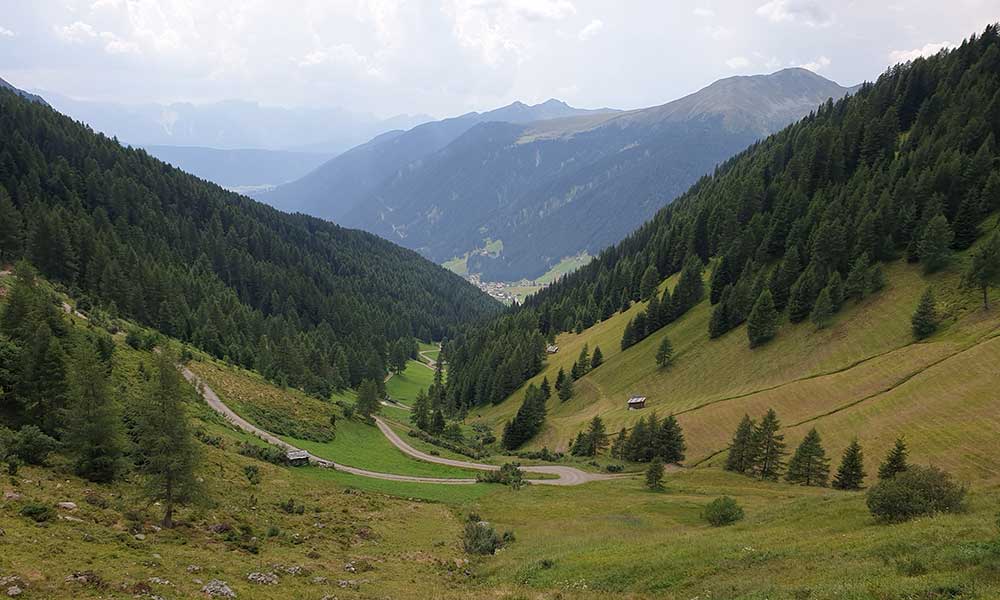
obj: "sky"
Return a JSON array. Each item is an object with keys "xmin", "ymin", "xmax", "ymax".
[{"xmin": 0, "ymin": 1, "xmax": 996, "ymax": 119}]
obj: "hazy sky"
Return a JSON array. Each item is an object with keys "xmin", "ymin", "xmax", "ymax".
[{"xmin": 1, "ymin": 1, "xmax": 996, "ymax": 118}]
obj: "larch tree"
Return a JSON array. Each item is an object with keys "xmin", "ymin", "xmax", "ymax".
[
  {"xmin": 64, "ymin": 341, "xmax": 125, "ymax": 483},
  {"xmin": 135, "ymin": 352, "xmax": 201, "ymax": 529},
  {"xmin": 655, "ymin": 336, "xmax": 673, "ymax": 368}
]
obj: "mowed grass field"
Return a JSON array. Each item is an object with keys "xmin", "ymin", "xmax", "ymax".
[
  {"xmin": 386, "ymin": 358, "xmax": 436, "ymax": 406},
  {"xmin": 470, "ymin": 244, "xmax": 1000, "ymax": 483}
]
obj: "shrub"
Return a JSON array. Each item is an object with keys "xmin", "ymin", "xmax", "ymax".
[
  {"xmin": 20, "ymin": 502, "xmax": 56, "ymax": 522},
  {"xmin": 476, "ymin": 463, "xmax": 526, "ymax": 490},
  {"xmin": 237, "ymin": 442, "xmax": 289, "ymax": 466},
  {"xmin": 512, "ymin": 447, "xmax": 563, "ymax": 461},
  {"xmin": 866, "ymin": 465, "xmax": 966, "ymax": 523},
  {"xmin": 9, "ymin": 425, "xmax": 59, "ymax": 465},
  {"xmin": 278, "ymin": 498, "xmax": 305, "ymax": 515},
  {"xmin": 605, "ymin": 464, "xmax": 624, "ymax": 473},
  {"xmin": 462, "ymin": 517, "xmax": 512, "ymax": 555},
  {"xmin": 702, "ymin": 496, "xmax": 744, "ymax": 527}
]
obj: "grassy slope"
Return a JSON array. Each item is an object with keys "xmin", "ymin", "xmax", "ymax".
[
  {"xmin": 472, "ymin": 240, "xmax": 1000, "ymax": 483},
  {"xmin": 386, "ymin": 359, "xmax": 436, "ymax": 406}
]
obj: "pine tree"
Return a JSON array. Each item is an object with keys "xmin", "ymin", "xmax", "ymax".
[
  {"xmin": 576, "ymin": 344, "xmax": 590, "ymax": 377},
  {"xmin": 645, "ymin": 457, "xmax": 665, "ymax": 490},
  {"xmin": 555, "ymin": 367, "xmax": 565, "ymax": 391},
  {"xmin": 963, "ymin": 231, "xmax": 1000, "ymax": 309},
  {"xmin": 810, "ymin": 286, "xmax": 834, "ymax": 329},
  {"xmin": 832, "ymin": 438, "xmax": 866, "ymax": 490},
  {"xmin": 657, "ymin": 415, "xmax": 686, "ymax": 464},
  {"xmin": 844, "ymin": 254, "xmax": 870, "ymax": 302},
  {"xmin": 586, "ymin": 416, "xmax": 608, "ymax": 456},
  {"xmin": 951, "ymin": 193, "xmax": 980, "ymax": 250},
  {"xmin": 826, "ymin": 271, "xmax": 844, "ymax": 310},
  {"xmin": 430, "ymin": 408, "xmax": 446, "ymax": 435},
  {"xmin": 724, "ymin": 415, "xmax": 756, "ymax": 474},
  {"xmin": 785, "ymin": 428, "xmax": 830, "ymax": 486},
  {"xmin": 911, "ymin": 287, "xmax": 939, "ymax": 339},
  {"xmin": 411, "ymin": 388, "xmax": 430, "ymax": 431},
  {"xmin": 558, "ymin": 373, "xmax": 574, "ymax": 401},
  {"xmin": 135, "ymin": 352, "xmax": 200, "ymax": 528},
  {"xmin": 621, "ymin": 319, "xmax": 635, "ymax": 350},
  {"xmin": 610, "ymin": 428, "xmax": 627, "ymax": 460},
  {"xmin": 64, "ymin": 341, "xmax": 125, "ymax": 483},
  {"xmin": 539, "ymin": 376, "xmax": 552, "ymax": 399},
  {"xmin": 752, "ymin": 409, "xmax": 786, "ymax": 480},
  {"xmin": 590, "ymin": 346, "xmax": 603, "ymax": 369},
  {"xmin": 0, "ymin": 191, "xmax": 22, "ymax": 262},
  {"xmin": 356, "ymin": 378, "xmax": 381, "ymax": 420},
  {"xmin": 788, "ymin": 268, "xmax": 816, "ymax": 323},
  {"xmin": 878, "ymin": 437, "xmax": 909, "ymax": 480},
  {"xmin": 918, "ymin": 214, "xmax": 954, "ymax": 273},
  {"xmin": 640, "ymin": 265, "xmax": 660, "ymax": 300},
  {"xmin": 747, "ymin": 290, "xmax": 778, "ymax": 348},
  {"xmin": 655, "ymin": 336, "xmax": 673, "ymax": 367}
]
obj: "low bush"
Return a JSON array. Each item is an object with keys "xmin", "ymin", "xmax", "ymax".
[
  {"xmin": 702, "ymin": 496, "xmax": 744, "ymax": 527},
  {"xmin": 477, "ymin": 463, "xmax": 526, "ymax": 490},
  {"xmin": 1, "ymin": 425, "xmax": 59, "ymax": 466},
  {"xmin": 512, "ymin": 447, "xmax": 563, "ymax": 461},
  {"xmin": 20, "ymin": 502, "xmax": 56, "ymax": 523},
  {"xmin": 605, "ymin": 464, "xmax": 624, "ymax": 473},
  {"xmin": 407, "ymin": 428, "xmax": 487, "ymax": 459},
  {"xmin": 867, "ymin": 465, "xmax": 966, "ymax": 523},
  {"xmin": 237, "ymin": 441, "xmax": 289, "ymax": 466},
  {"xmin": 462, "ymin": 516, "xmax": 514, "ymax": 555}
]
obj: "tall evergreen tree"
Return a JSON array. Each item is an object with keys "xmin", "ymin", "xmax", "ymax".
[
  {"xmin": 590, "ymin": 346, "xmax": 603, "ymax": 369},
  {"xmin": 655, "ymin": 336, "xmax": 674, "ymax": 367},
  {"xmin": 747, "ymin": 289, "xmax": 778, "ymax": 347},
  {"xmin": 844, "ymin": 254, "xmax": 871, "ymax": 302},
  {"xmin": 963, "ymin": 231, "xmax": 1000, "ymax": 309},
  {"xmin": 411, "ymin": 388, "xmax": 430, "ymax": 431},
  {"xmin": 785, "ymin": 428, "xmax": 830, "ymax": 486},
  {"xmin": 558, "ymin": 372, "xmax": 574, "ymax": 401},
  {"xmin": 64, "ymin": 342, "xmax": 125, "ymax": 483},
  {"xmin": 576, "ymin": 344, "xmax": 590, "ymax": 378},
  {"xmin": 586, "ymin": 416, "xmax": 608, "ymax": 456},
  {"xmin": 810, "ymin": 286, "xmax": 835, "ymax": 329},
  {"xmin": 832, "ymin": 438, "xmax": 866, "ymax": 490},
  {"xmin": 134, "ymin": 352, "xmax": 200, "ymax": 528},
  {"xmin": 555, "ymin": 367, "xmax": 566, "ymax": 391},
  {"xmin": 639, "ymin": 264, "xmax": 660, "ymax": 300},
  {"xmin": 725, "ymin": 415, "xmax": 757, "ymax": 474},
  {"xmin": 539, "ymin": 376, "xmax": 552, "ymax": 399},
  {"xmin": 657, "ymin": 415, "xmax": 686, "ymax": 464},
  {"xmin": 645, "ymin": 456, "xmax": 665, "ymax": 490},
  {"xmin": 918, "ymin": 215, "xmax": 954, "ymax": 273},
  {"xmin": 610, "ymin": 427, "xmax": 627, "ymax": 460},
  {"xmin": 0, "ymin": 191, "xmax": 22, "ymax": 262},
  {"xmin": 878, "ymin": 437, "xmax": 909, "ymax": 480},
  {"xmin": 752, "ymin": 409, "xmax": 786, "ymax": 480},
  {"xmin": 355, "ymin": 378, "xmax": 381, "ymax": 420},
  {"xmin": 911, "ymin": 287, "xmax": 939, "ymax": 340}
]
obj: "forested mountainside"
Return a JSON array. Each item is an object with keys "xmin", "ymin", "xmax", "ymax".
[
  {"xmin": 258, "ymin": 99, "xmax": 613, "ymax": 220},
  {"xmin": 0, "ymin": 88, "xmax": 499, "ymax": 398},
  {"xmin": 443, "ymin": 26, "xmax": 1000, "ymax": 412},
  {"xmin": 340, "ymin": 68, "xmax": 853, "ymax": 281},
  {"xmin": 0, "ymin": 77, "xmax": 47, "ymax": 106}
]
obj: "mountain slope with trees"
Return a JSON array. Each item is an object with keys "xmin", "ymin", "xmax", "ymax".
[
  {"xmin": 0, "ymin": 86, "xmax": 499, "ymax": 398},
  {"xmin": 339, "ymin": 68, "xmax": 854, "ymax": 280},
  {"xmin": 444, "ymin": 25, "xmax": 1000, "ymax": 438}
]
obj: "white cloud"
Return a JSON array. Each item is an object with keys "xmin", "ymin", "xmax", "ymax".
[
  {"xmin": 726, "ymin": 56, "xmax": 750, "ymax": 69},
  {"xmin": 756, "ymin": 0, "xmax": 832, "ymax": 27},
  {"xmin": 693, "ymin": 8, "xmax": 715, "ymax": 18},
  {"xmin": 703, "ymin": 24, "xmax": 732, "ymax": 40},
  {"xmin": 578, "ymin": 19, "xmax": 604, "ymax": 41},
  {"xmin": 100, "ymin": 31, "xmax": 139, "ymax": 55},
  {"xmin": 889, "ymin": 41, "xmax": 953, "ymax": 64},
  {"xmin": 798, "ymin": 55, "xmax": 831, "ymax": 71},
  {"xmin": 55, "ymin": 21, "xmax": 98, "ymax": 43},
  {"xmin": 0, "ymin": 25, "xmax": 14, "ymax": 37},
  {"xmin": 511, "ymin": 0, "xmax": 577, "ymax": 22}
]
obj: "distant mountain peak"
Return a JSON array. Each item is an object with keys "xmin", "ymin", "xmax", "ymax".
[{"xmin": 0, "ymin": 76, "xmax": 48, "ymax": 106}]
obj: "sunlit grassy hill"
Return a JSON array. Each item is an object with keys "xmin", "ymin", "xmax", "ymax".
[{"xmin": 472, "ymin": 230, "xmax": 1000, "ymax": 483}]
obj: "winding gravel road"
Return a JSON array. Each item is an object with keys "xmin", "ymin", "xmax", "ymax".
[{"xmin": 183, "ymin": 366, "xmax": 616, "ymax": 486}]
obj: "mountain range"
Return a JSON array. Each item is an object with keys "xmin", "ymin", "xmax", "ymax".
[{"xmin": 263, "ymin": 69, "xmax": 856, "ymax": 281}]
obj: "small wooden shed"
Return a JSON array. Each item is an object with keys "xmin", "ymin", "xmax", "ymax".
[
  {"xmin": 627, "ymin": 396, "xmax": 647, "ymax": 410},
  {"xmin": 286, "ymin": 450, "xmax": 310, "ymax": 466},
  {"xmin": 546, "ymin": 344, "xmax": 559, "ymax": 354}
]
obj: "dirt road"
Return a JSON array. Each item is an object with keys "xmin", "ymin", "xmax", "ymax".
[{"xmin": 185, "ymin": 366, "xmax": 620, "ymax": 486}]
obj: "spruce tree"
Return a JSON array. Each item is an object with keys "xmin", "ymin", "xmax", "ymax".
[
  {"xmin": 64, "ymin": 342, "xmax": 125, "ymax": 483},
  {"xmin": 878, "ymin": 437, "xmax": 909, "ymax": 480},
  {"xmin": 620, "ymin": 319, "xmax": 635, "ymax": 350},
  {"xmin": 135, "ymin": 352, "xmax": 200, "ymax": 528},
  {"xmin": 655, "ymin": 336, "xmax": 673, "ymax": 367},
  {"xmin": 576, "ymin": 344, "xmax": 590, "ymax": 377},
  {"xmin": 724, "ymin": 415, "xmax": 756, "ymax": 473},
  {"xmin": 788, "ymin": 268, "xmax": 816, "ymax": 323},
  {"xmin": 640, "ymin": 265, "xmax": 660, "ymax": 300},
  {"xmin": 658, "ymin": 415, "xmax": 686, "ymax": 464},
  {"xmin": 918, "ymin": 214, "xmax": 954, "ymax": 273},
  {"xmin": 963, "ymin": 231, "xmax": 1000, "ymax": 309},
  {"xmin": 826, "ymin": 271, "xmax": 844, "ymax": 310},
  {"xmin": 411, "ymin": 388, "xmax": 430, "ymax": 431},
  {"xmin": 590, "ymin": 346, "xmax": 603, "ymax": 369},
  {"xmin": 645, "ymin": 457, "xmax": 665, "ymax": 490},
  {"xmin": 746, "ymin": 290, "xmax": 778, "ymax": 348},
  {"xmin": 355, "ymin": 378, "xmax": 381, "ymax": 420},
  {"xmin": 539, "ymin": 376, "xmax": 552, "ymax": 399},
  {"xmin": 586, "ymin": 416, "xmax": 608, "ymax": 456},
  {"xmin": 430, "ymin": 408, "xmax": 446, "ymax": 435},
  {"xmin": 610, "ymin": 428, "xmax": 627, "ymax": 460},
  {"xmin": 911, "ymin": 287, "xmax": 939, "ymax": 340},
  {"xmin": 951, "ymin": 193, "xmax": 980, "ymax": 250},
  {"xmin": 785, "ymin": 428, "xmax": 830, "ymax": 486},
  {"xmin": 0, "ymin": 192, "xmax": 22, "ymax": 262},
  {"xmin": 844, "ymin": 254, "xmax": 870, "ymax": 302},
  {"xmin": 832, "ymin": 438, "xmax": 866, "ymax": 490},
  {"xmin": 558, "ymin": 372, "xmax": 574, "ymax": 401},
  {"xmin": 810, "ymin": 286, "xmax": 834, "ymax": 329},
  {"xmin": 752, "ymin": 409, "xmax": 786, "ymax": 480}
]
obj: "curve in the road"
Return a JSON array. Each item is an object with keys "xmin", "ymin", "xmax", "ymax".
[{"xmin": 184, "ymin": 366, "xmax": 614, "ymax": 486}]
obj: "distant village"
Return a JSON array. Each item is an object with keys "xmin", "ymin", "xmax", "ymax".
[{"xmin": 465, "ymin": 273, "xmax": 534, "ymax": 305}]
